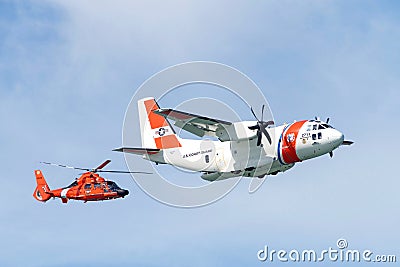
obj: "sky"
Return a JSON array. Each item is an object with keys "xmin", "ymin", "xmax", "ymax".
[{"xmin": 0, "ymin": 0, "xmax": 399, "ymax": 266}]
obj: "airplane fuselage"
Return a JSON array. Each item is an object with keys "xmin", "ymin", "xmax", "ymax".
[{"xmin": 142, "ymin": 119, "xmax": 345, "ymax": 180}]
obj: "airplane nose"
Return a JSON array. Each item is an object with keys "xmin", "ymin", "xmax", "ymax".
[
  {"xmin": 117, "ymin": 189, "xmax": 129, "ymax": 197},
  {"xmin": 330, "ymin": 129, "xmax": 344, "ymax": 148}
]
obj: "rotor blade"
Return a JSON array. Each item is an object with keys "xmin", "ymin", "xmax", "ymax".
[
  {"xmin": 250, "ymin": 106, "xmax": 260, "ymax": 122},
  {"xmin": 40, "ymin": 162, "xmax": 89, "ymax": 171},
  {"xmin": 329, "ymin": 151, "xmax": 333, "ymax": 158},
  {"xmin": 95, "ymin": 159, "xmax": 111, "ymax": 170},
  {"xmin": 326, "ymin": 117, "xmax": 330, "ymax": 124},
  {"xmin": 256, "ymin": 130, "xmax": 262, "ymax": 146},
  {"xmin": 260, "ymin": 126, "xmax": 272, "ymax": 144},
  {"xmin": 96, "ymin": 170, "xmax": 152, "ymax": 174}
]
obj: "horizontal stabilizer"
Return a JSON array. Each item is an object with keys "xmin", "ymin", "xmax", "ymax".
[{"xmin": 113, "ymin": 147, "xmax": 160, "ymax": 155}]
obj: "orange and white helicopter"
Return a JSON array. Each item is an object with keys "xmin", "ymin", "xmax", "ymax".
[
  {"xmin": 114, "ymin": 97, "xmax": 353, "ymax": 180},
  {"xmin": 33, "ymin": 160, "xmax": 150, "ymax": 203}
]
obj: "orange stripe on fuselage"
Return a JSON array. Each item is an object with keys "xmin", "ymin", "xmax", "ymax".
[
  {"xmin": 281, "ymin": 120, "xmax": 307, "ymax": 164},
  {"xmin": 154, "ymin": 135, "xmax": 181, "ymax": 149}
]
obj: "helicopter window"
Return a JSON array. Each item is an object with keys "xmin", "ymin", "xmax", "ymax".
[
  {"xmin": 205, "ymin": 155, "xmax": 209, "ymax": 163},
  {"xmin": 322, "ymin": 123, "xmax": 332, "ymax": 128},
  {"xmin": 94, "ymin": 183, "xmax": 101, "ymax": 189},
  {"xmin": 107, "ymin": 181, "xmax": 121, "ymax": 190},
  {"xmin": 64, "ymin": 181, "xmax": 78, "ymax": 189},
  {"xmin": 312, "ymin": 134, "xmax": 317, "ymax": 140},
  {"xmin": 312, "ymin": 124, "xmax": 317, "ymax": 130},
  {"xmin": 318, "ymin": 124, "xmax": 326, "ymax": 130},
  {"xmin": 318, "ymin": 132, "xmax": 322, "ymax": 139},
  {"xmin": 84, "ymin": 184, "xmax": 91, "ymax": 189}
]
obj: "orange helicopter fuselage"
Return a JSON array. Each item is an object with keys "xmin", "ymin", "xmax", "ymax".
[{"xmin": 33, "ymin": 170, "xmax": 129, "ymax": 203}]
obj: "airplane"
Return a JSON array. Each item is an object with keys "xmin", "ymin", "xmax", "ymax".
[
  {"xmin": 33, "ymin": 160, "xmax": 150, "ymax": 203},
  {"xmin": 114, "ymin": 97, "xmax": 353, "ymax": 181}
]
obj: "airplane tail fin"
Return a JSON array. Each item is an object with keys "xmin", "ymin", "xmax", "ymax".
[
  {"xmin": 137, "ymin": 97, "xmax": 182, "ymax": 149},
  {"xmin": 33, "ymin": 170, "xmax": 52, "ymax": 202}
]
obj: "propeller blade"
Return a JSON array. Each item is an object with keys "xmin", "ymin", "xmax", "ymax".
[
  {"xmin": 250, "ymin": 106, "xmax": 260, "ymax": 122},
  {"xmin": 326, "ymin": 117, "xmax": 330, "ymax": 124},
  {"xmin": 261, "ymin": 104, "xmax": 265, "ymax": 122},
  {"xmin": 249, "ymin": 105, "xmax": 274, "ymax": 146},
  {"xmin": 96, "ymin": 170, "xmax": 152, "ymax": 174},
  {"xmin": 256, "ymin": 130, "xmax": 262, "ymax": 146},
  {"xmin": 329, "ymin": 151, "xmax": 333, "ymax": 158},
  {"xmin": 260, "ymin": 126, "xmax": 272, "ymax": 144},
  {"xmin": 263, "ymin": 120, "xmax": 275, "ymax": 127},
  {"xmin": 95, "ymin": 159, "xmax": 111, "ymax": 170},
  {"xmin": 40, "ymin": 162, "xmax": 89, "ymax": 171},
  {"xmin": 248, "ymin": 125, "xmax": 260, "ymax": 130}
]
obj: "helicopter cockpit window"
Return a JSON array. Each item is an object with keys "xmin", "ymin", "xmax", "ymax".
[
  {"xmin": 94, "ymin": 183, "xmax": 101, "ymax": 189},
  {"xmin": 318, "ymin": 124, "xmax": 326, "ymax": 130},
  {"xmin": 107, "ymin": 181, "xmax": 121, "ymax": 190},
  {"xmin": 84, "ymin": 184, "xmax": 91, "ymax": 189},
  {"xmin": 312, "ymin": 124, "xmax": 317, "ymax": 130}
]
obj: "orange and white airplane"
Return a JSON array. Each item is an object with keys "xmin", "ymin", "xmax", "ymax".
[{"xmin": 114, "ymin": 97, "xmax": 353, "ymax": 180}]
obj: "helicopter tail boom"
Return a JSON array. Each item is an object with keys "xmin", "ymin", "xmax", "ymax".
[{"xmin": 33, "ymin": 170, "xmax": 52, "ymax": 202}]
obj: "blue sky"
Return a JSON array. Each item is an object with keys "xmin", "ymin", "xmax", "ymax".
[{"xmin": 1, "ymin": 0, "xmax": 399, "ymax": 266}]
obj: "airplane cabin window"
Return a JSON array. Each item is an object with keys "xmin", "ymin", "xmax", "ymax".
[
  {"xmin": 318, "ymin": 132, "xmax": 322, "ymax": 139},
  {"xmin": 312, "ymin": 134, "xmax": 317, "ymax": 140},
  {"xmin": 313, "ymin": 124, "xmax": 317, "ymax": 130},
  {"xmin": 84, "ymin": 184, "xmax": 91, "ymax": 189},
  {"xmin": 205, "ymin": 155, "xmax": 209, "ymax": 163},
  {"xmin": 94, "ymin": 183, "xmax": 101, "ymax": 189}
]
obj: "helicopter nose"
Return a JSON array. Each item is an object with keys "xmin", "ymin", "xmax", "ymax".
[{"xmin": 117, "ymin": 189, "xmax": 129, "ymax": 197}]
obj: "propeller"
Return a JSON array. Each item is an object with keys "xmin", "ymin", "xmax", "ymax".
[
  {"xmin": 326, "ymin": 117, "xmax": 330, "ymax": 124},
  {"xmin": 40, "ymin": 160, "xmax": 152, "ymax": 174},
  {"xmin": 248, "ymin": 105, "xmax": 274, "ymax": 146},
  {"xmin": 329, "ymin": 151, "xmax": 333, "ymax": 158}
]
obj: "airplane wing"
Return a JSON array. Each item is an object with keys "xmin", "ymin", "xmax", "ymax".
[
  {"xmin": 113, "ymin": 147, "xmax": 160, "ymax": 155},
  {"xmin": 153, "ymin": 109, "xmax": 233, "ymax": 140}
]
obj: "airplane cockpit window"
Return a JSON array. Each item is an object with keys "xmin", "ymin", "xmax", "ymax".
[
  {"xmin": 312, "ymin": 134, "xmax": 317, "ymax": 140},
  {"xmin": 318, "ymin": 124, "xmax": 326, "ymax": 130},
  {"xmin": 320, "ymin": 123, "xmax": 332, "ymax": 129}
]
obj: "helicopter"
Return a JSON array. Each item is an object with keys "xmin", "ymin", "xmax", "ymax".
[{"xmin": 33, "ymin": 160, "xmax": 150, "ymax": 203}]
